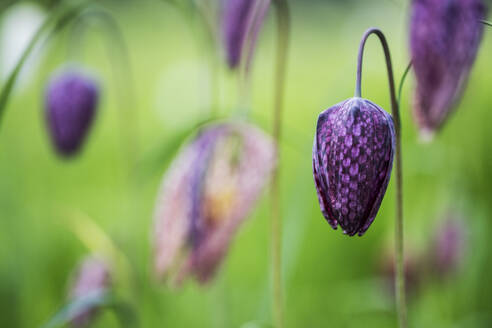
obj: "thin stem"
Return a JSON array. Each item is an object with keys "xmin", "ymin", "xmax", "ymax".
[
  {"xmin": 356, "ymin": 28, "xmax": 406, "ymax": 328},
  {"xmin": 0, "ymin": 1, "xmax": 89, "ymax": 130},
  {"xmin": 40, "ymin": 292, "xmax": 138, "ymax": 328},
  {"xmin": 71, "ymin": 8, "xmax": 139, "ymax": 170},
  {"xmin": 158, "ymin": 0, "xmax": 220, "ymax": 117},
  {"xmin": 397, "ymin": 61, "xmax": 412, "ymax": 106},
  {"xmin": 480, "ymin": 19, "xmax": 492, "ymax": 27},
  {"xmin": 271, "ymin": 1, "xmax": 290, "ymax": 328}
]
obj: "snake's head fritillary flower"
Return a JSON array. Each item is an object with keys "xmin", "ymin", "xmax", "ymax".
[
  {"xmin": 313, "ymin": 97, "xmax": 395, "ymax": 236},
  {"xmin": 154, "ymin": 122, "xmax": 275, "ymax": 285},
  {"xmin": 222, "ymin": 0, "xmax": 271, "ymax": 69},
  {"xmin": 45, "ymin": 68, "xmax": 99, "ymax": 157},
  {"xmin": 69, "ymin": 257, "xmax": 111, "ymax": 327},
  {"xmin": 431, "ymin": 213, "xmax": 466, "ymax": 276},
  {"xmin": 410, "ymin": 0, "xmax": 487, "ymax": 138}
]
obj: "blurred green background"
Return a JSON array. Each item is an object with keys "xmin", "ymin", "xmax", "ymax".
[{"xmin": 1, "ymin": 0, "xmax": 492, "ymax": 327}]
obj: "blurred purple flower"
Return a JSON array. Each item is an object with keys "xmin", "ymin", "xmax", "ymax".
[
  {"xmin": 153, "ymin": 122, "xmax": 276, "ymax": 284},
  {"xmin": 69, "ymin": 257, "xmax": 111, "ymax": 327},
  {"xmin": 431, "ymin": 213, "xmax": 466, "ymax": 276},
  {"xmin": 222, "ymin": 0, "xmax": 271, "ymax": 69},
  {"xmin": 45, "ymin": 68, "xmax": 99, "ymax": 157},
  {"xmin": 410, "ymin": 0, "xmax": 487, "ymax": 138},
  {"xmin": 313, "ymin": 97, "xmax": 395, "ymax": 236}
]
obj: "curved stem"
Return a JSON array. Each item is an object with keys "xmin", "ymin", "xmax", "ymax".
[
  {"xmin": 480, "ymin": 19, "xmax": 492, "ymax": 27},
  {"xmin": 0, "ymin": 1, "xmax": 89, "ymax": 131},
  {"xmin": 271, "ymin": 0, "xmax": 289, "ymax": 327},
  {"xmin": 40, "ymin": 292, "xmax": 138, "ymax": 328},
  {"xmin": 398, "ymin": 61, "xmax": 412, "ymax": 106},
  {"xmin": 70, "ymin": 8, "xmax": 139, "ymax": 169},
  {"xmin": 160, "ymin": 0, "xmax": 220, "ymax": 117},
  {"xmin": 356, "ymin": 28, "xmax": 406, "ymax": 328}
]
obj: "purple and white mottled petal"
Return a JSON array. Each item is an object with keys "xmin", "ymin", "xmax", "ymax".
[
  {"xmin": 69, "ymin": 257, "xmax": 111, "ymax": 327},
  {"xmin": 191, "ymin": 122, "xmax": 276, "ymax": 282},
  {"xmin": 313, "ymin": 97, "xmax": 395, "ymax": 236},
  {"xmin": 153, "ymin": 142, "xmax": 199, "ymax": 280},
  {"xmin": 410, "ymin": 0, "xmax": 487, "ymax": 135}
]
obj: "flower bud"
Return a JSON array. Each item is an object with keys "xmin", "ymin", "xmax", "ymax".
[
  {"xmin": 45, "ymin": 68, "xmax": 99, "ymax": 156},
  {"xmin": 313, "ymin": 97, "xmax": 395, "ymax": 236},
  {"xmin": 409, "ymin": 0, "xmax": 487, "ymax": 137},
  {"xmin": 222, "ymin": 0, "xmax": 270, "ymax": 69},
  {"xmin": 69, "ymin": 257, "xmax": 111, "ymax": 327},
  {"xmin": 154, "ymin": 122, "xmax": 275, "ymax": 284}
]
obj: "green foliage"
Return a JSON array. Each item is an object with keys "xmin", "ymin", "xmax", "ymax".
[{"xmin": 1, "ymin": 1, "xmax": 492, "ymax": 327}]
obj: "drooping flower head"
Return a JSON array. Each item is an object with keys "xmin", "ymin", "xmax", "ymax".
[
  {"xmin": 222, "ymin": 0, "xmax": 271, "ymax": 69},
  {"xmin": 69, "ymin": 257, "xmax": 111, "ymax": 327},
  {"xmin": 154, "ymin": 122, "xmax": 275, "ymax": 284},
  {"xmin": 430, "ymin": 212, "xmax": 466, "ymax": 276},
  {"xmin": 45, "ymin": 67, "xmax": 99, "ymax": 157},
  {"xmin": 313, "ymin": 97, "xmax": 395, "ymax": 236},
  {"xmin": 410, "ymin": 0, "xmax": 487, "ymax": 137}
]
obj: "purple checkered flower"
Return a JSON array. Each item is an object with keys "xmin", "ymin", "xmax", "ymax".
[
  {"xmin": 45, "ymin": 68, "xmax": 99, "ymax": 157},
  {"xmin": 154, "ymin": 122, "xmax": 275, "ymax": 284},
  {"xmin": 410, "ymin": 0, "xmax": 487, "ymax": 137},
  {"xmin": 222, "ymin": 0, "xmax": 271, "ymax": 69},
  {"xmin": 313, "ymin": 97, "xmax": 395, "ymax": 236},
  {"xmin": 69, "ymin": 257, "xmax": 111, "ymax": 327}
]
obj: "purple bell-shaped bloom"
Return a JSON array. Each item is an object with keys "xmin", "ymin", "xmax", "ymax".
[
  {"xmin": 69, "ymin": 257, "xmax": 111, "ymax": 327},
  {"xmin": 410, "ymin": 0, "xmax": 487, "ymax": 137},
  {"xmin": 154, "ymin": 122, "xmax": 275, "ymax": 284},
  {"xmin": 45, "ymin": 68, "xmax": 99, "ymax": 156},
  {"xmin": 313, "ymin": 97, "xmax": 395, "ymax": 236},
  {"xmin": 222, "ymin": 0, "xmax": 271, "ymax": 69}
]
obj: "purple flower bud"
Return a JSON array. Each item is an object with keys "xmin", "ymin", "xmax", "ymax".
[
  {"xmin": 431, "ymin": 213, "xmax": 466, "ymax": 276},
  {"xmin": 45, "ymin": 68, "xmax": 99, "ymax": 156},
  {"xmin": 312, "ymin": 97, "xmax": 395, "ymax": 236},
  {"xmin": 222, "ymin": 0, "xmax": 270, "ymax": 69},
  {"xmin": 154, "ymin": 122, "xmax": 275, "ymax": 284},
  {"xmin": 69, "ymin": 257, "xmax": 111, "ymax": 327},
  {"xmin": 410, "ymin": 0, "xmax": 487, "ymax": 137}
]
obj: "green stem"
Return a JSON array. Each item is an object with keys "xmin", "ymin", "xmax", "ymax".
[
  {"xmin": 397, "ymin": 62, "xmax": 412, "ymax": 106},
  {"xmin": 480, "ymin": 19, "xmax": 492, "ymax": 27},
  {"xmin": 0, "ymin": 1, "xmax": 89, "ymax": 130},
  {"xmin": 159, "ymin": 0, "xmax": 220, "ymax": 117},
  {"xmin": 356, "ymin": 28, "xmax": 406, "ymax": 328},
  {"xmin": 271, "ymin": 0, "xmax": 290, "ymax": 327},
  {"xmin": 40, "ymin": 291, "xmax": 138, "ymax": 328},
  {"xmin": 69, "ymin": 8, "xmax": 139, "ymax": 169}
]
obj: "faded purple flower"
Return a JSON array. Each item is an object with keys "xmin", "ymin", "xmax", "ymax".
[
  {"xmin": 431, "ymin": 213, "xmax": 466, "ymax": 276},
  {"xmin": 222, "ymin": 0, "xmax": 271, "ymax": 69},
  {"xmin": 69, "ymin": 257, "xmax": 111, "ymax": 327},
  {"xmin": 410, "ymin": 0, "xmax": 487, "ymax": 137},
  {"xmin": 153, "ymin": 122, "xmax": 275, "ymax": 284},
  {"xmin": 45, "ymin": 68, "xmax": 99, "ymax": 156},
  {"xmin": 313, "ymin": 97, "xmax": 395, "ymax": 236}
]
